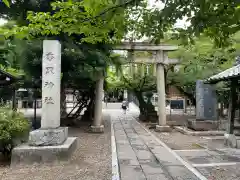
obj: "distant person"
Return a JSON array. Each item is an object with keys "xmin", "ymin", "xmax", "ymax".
[
  {"xmin": 104, "ymin": 95, "xmax": 108, "ymax": 107},
  {"xmin": 121, "ymin": 99, "xmax": 129, "ymax": 114}
]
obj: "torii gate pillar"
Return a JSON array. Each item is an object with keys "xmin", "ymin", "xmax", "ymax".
[
  {"xmin": 114, "ymin": 42, "xmax": 178, "ymax": 131},
  {"xmin": 155, "ymin": 51, "xmax": 171, "ymax": 131}
]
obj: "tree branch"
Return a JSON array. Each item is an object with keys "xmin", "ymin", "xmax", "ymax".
[{"xmin": 81, "ymin": 0, "xmax": 137, "ymax": 23}]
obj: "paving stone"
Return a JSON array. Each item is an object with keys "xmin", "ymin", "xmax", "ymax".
[
  {"xmin": 127, "ymin": 134, "xmax": 139, "ymax": 138},
  {"xmin": 125, "ymin": 131, "xmax": 135, "ymax": 134},
  {"xmin": 119, "ymin": 159, "xmax": 140, "ymax": 166},
  {"xmin": 138, "ymin": 159, "xmax": 157, "ymax": 164},
  {"xmin": 130, "ymin": 140, "xmax": 145, "ymax": 146},
  {"xmin": 113, "ymin": 113, "xmax": 204, "ymax": 180},
  {"xmin": 114, "ymin": 131, "xmax": 127, "ymax": 135},
  {"xmin": 207, "ymin": 149, "xmax": 227, "ymax": 156},
  {"xmin": 131, "ymin": 144, "xmax": 148, "ymax": 150},
  {"xmin": 145, "ymin": 142, "xmax": 162, "ymax": 148},
  {"xmin": 165, "ymin": 165, "xmax": 199, "ymax": 180},
  {"xmin": 145, "ymin": 174, "xmax": 169, "ymax": 180},
  {"xmin": 154, "ymin": 152, "xmax": 182, "ymax": 166},
  {"xmin": 120, "ymin": 165, "xmax": 146, "ymax": 180},
  {"xmin": 135, "ymin": 150, "xmax": 155, "ymax": 160},
  {"xmin": 118, "ymin": 150, "xmax": 136, "ymax": 159},
  {"xmin": 116, "ymin": 143, "xmax": 132, "ymax": 149},
  {"xmin": 117, "ymin": 148, "xmax": 136, "ymax": 157},
  {"xmin": 141, "ymin": 163, "xmax": 164, "ymax": 174},
  {"xmin": 116, "ymin": 140, "xmax": 130, "ymax": 145},
  {"xmin": 115, "ymin": 135, "xmax": 128, "ymax": 140},
  {"xmin": 140, "ymin": 138, "xmax": 160, "ymax": 146},
  {"xmin": 176, "ymin": 150, "xmax": 210, "ymax": 157},
  {"xmin": 186, "ymin": 156, "xmax": 211, "ymax": 164},
  {"xmin": 219, "ymin": 154, "xmax": 240, "ymax": 162},
  {"xmin": 187, "ymin": 154, "xmax": 239, "ymax": 164},
  {"xmin": 114, "ymin": 133, "xmax": 127, "ymax": 138},
  {"xmin": 149, "ymin": 146, "xmax": 166, "ymax": 154}
]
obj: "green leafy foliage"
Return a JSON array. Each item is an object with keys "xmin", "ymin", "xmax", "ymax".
[
  {"xmin": 1, "ymin": 0, "xmax": 239, "ymax": 46},
  {"xmin": 4, "ymin": 0, "xmax": 130, "ymax": 43},
  {"xmin": 0, "ymin": 1, "xmax": 124, "ymax": 120},
  {"xmin": 0, "ymin": 107, "xmax": 30, "ymax": 157},
  {"xmin": 2, "ymin": 0, "xmax": 9, "ymax": 7},
  {"xmin": 106, "ymin": 63, "xmax": 157, "ymax": 117},
  {"xmin": 166, "ymin": 36, "xmax": 236, "ymax": 104}
]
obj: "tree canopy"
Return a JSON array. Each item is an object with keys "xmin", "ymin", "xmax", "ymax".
[
  {"xmin": 0, "ymin": 0, "xmax": 239, "ymax": 47},
  {"xmin": 0, "ymin": 0, "xmax": 239, "ymax": 120},
  {"xmin": 166, "ymin": 34, "xmax": 238, "ymax": 104}
]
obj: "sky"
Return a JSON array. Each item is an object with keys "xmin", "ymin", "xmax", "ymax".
[
  {"xmin": 148, "ymin": 0, "xmax": 188, "ymax": 28},
  {"xmin": 0, "ymin": 19, "xmax": 6, "ymax": 25}
]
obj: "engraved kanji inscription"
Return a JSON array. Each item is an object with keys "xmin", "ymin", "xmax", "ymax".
[
  {"xmin": 45, "ymin": 52, "xmax": 54, "ymax": 61},
  {"xmin": 44, "ymin": 97, "xmax": 54, "ymax": 104},
  {"xmin": 44, "ymin": 81, "xmax": 54, "ymax": 88},
  {"xmin": 45, "ymin": 67, "xmax": 54, "ymax": 74}
]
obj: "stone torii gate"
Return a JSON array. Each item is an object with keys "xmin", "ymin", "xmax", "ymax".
[{"xmin": 91, "ymin": 42, "xmax": 178, "ymax": 133}]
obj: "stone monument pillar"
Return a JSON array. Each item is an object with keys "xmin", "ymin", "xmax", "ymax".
[
  {"xmin": 155, "ymin": 51, "xmax": 171, "ymax": 132},
  {"xmin": 187, "ymin": 80, "xmax": 218, "ymax": 131},
  {"xmin": 91, "ymin": 72, "xmax": 104, "ymax": 133},
  {"xmin": 29, "ymin": 40, "xmax": 67, "ymax": 145},
  {"xmin": 196, "ymin": 80, "xmax": 217, "ymax": 120},
  {"xmin": 11, "ymin": 40, "xmax": 77, "ymax": 166}
]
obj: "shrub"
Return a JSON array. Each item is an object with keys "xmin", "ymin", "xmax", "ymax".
[{"xmin": 0, "ymin": 107, "xmax": 30, "ymax": 158}]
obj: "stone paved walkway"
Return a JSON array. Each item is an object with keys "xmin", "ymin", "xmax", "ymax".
[
  {"xmin": 112, "ymin": 112, "xmax": 201, "ymax": 180},
  {"xmin": 107, "ymin": 103, "xmax": 240, "ymax": 180}
]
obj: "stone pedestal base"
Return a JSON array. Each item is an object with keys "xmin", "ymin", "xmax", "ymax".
[
  {"xmin": 155, "ymin": 125, "xmax": 172, "ymax": 132},
  {"xmin": 224, "ymin": 133, "xmax": 237, "ymax": 148},
  {"xmin": 90, "ymin": 125, "xmax": 104, "ymax": 133},
  {"xmin": 187, "ymin": 119, "xmax": 218, "ymax": 131},
  {"xmin": 29, "ymin": 127, "xmax": 68, "ymax": 146},
  {"xmin": 11, "ymin": 137, "xmax": 77, "ymax": 167}
]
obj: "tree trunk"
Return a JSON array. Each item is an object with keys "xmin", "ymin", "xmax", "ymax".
[
  {"xmin": 220, "ymin": 102, "xmax": 224, "ymax": 118},
  {"xmin": 60, "ymin": 89, "xmax": 67, "ymax": 118},
  {"xmin": 134, "ymin": 91, "xmax": 146, "ymax": 115},
  {"xmin": 82, "ymin": 95, "xmax": 94, "ymax": 121}
]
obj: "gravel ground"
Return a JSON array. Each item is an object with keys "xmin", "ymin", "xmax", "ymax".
[
  {"xmin": 141, "ymin": 123, "xmax": 208, "ymax": 150},
  {"xmin": 197, "ymin": 166, "xmax": 240, "ymax": 180},
  {"xmin": 0, "ymin": 117, "xmax": 111, "ymax": 180}
]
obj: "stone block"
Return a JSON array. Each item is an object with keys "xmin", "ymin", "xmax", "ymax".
[
  {"xmin": 135, "ymin": 150, "xmax": 154, "ymax": 160},
  {"xmin": 174, "ymin": 126, "xmax": 224, "ymax": 136},
  {"xmin": 90, "ymin": 125, "xmax": 104, "ymax": 133},
  {"xmin": 145, "ymin": 174, "xmax": 169, "ymax": 180},
  {"xmin": 119, "ymin": 165, "xmax": 146, "ymax": 180},
  {"xmin": 155, "ymin": 125, "xmax": 172, "ymax": 132},
  {"xmin": 119, "ymin": 159, "xmax": 140, "ymax": 166},
  {"xmin": 187, "ymin": 119, "xmax": 218, "ymax": 131},
  {"xmin": 154, "ymin": 152, "xmax": 182, "ymax": 166},
  {"xmin": 224, "ymin": 133, "xmax": 237, "ymax": 148},
  {"xmin": 29, "ymin": 127, "xmax": 68, "ymax": 146},
  {"xmin": 237, "ymin": 140, "xmax": 240, "ymax": 149},
  {"xmin": 141, "ymin": 164, "xmax": 164, "ymax": 174},
  {"xmin": 165, "ymin": 165, "xmax": 199, "ymax": 180},
  {"xmin": 11, "ymin": 137, "xmax": 77, "ymax": 167}
]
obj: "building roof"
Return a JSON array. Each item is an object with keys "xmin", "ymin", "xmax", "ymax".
[
  {"xmin": 0, "ymin": 69, "xmax": 21, "ymax": 86},
  {"xmin": 206, "ymin": 64, "xmax": 240, "ymax": 83}
]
